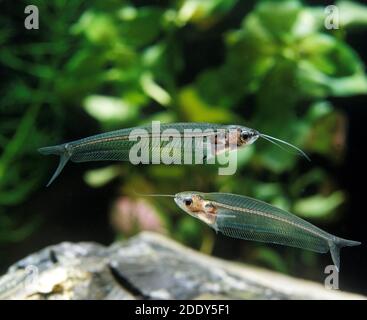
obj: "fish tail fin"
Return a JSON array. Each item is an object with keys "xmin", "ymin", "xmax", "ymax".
[
  {"xmin": 38, "ymin": 144, "xmax": 71, "ymax": 187},
  {"xmin": 329, "ymin": 237, "xmax": 361, "ymax": 272}
]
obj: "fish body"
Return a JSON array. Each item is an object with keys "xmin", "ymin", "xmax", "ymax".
[
  {"xmin": 174, "ymin": 191, "xmax": 361, "ymax": 271},
  {"xmin": 38, "ymin": 122, "xmax": 259, "ymax": 186}
]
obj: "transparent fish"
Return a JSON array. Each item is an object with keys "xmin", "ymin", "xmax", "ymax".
[
  {"xmin": 38, "ymin": 122, "xmax": 309, "ymax": 186},
  {"xmin": 149, "ymin": 191, "xmax": 360, "ymax": 272}
]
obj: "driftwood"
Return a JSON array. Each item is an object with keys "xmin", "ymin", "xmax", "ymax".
[{"xmin": 0, "ymin": 231, "xmax": 364, "ymax": 300}]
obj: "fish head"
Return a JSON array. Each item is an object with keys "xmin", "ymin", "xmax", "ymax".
[
  {"xmin": 174, "ymin": 192, "xmax": 218, "ymax": 226},
  {"xmin": 224, "ymin": 125, "xmax": 259, "ymax": 147},
  {"xmin": 174, "ymin": 192, "xmax": 202, "ymax": 217},
  {"xmin": 238, "ymin": 126, "xmax": 259, "ymax": 145}
]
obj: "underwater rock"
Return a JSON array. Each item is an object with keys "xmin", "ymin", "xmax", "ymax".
[{"xmin": 0, "ymin": 232, "xmax": 364, "ymax": 300}]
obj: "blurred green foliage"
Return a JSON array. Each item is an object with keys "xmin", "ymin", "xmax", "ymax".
[{"xmin": 1, "ymin": 0, "xmax": 367, "ymax": 273}]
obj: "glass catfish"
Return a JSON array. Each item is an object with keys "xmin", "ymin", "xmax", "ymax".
[
  {"xmin": 146, "ymin": 191, "xmax": 360, "ymax": 272},
  {"xmin": 38, "ymin": 122, "xmax": 309, "ymax": 186}
]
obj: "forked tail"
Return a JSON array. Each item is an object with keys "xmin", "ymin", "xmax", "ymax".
[
  {"xmin": 38, "ymin": 144, "xmax": 71, "ymax": 187},
  {"xmin": 329, "ymin": 237, "xmax": 361, "ymax": 272}
]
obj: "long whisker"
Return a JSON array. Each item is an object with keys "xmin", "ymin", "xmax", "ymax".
[
  {"xmin": 132, "ymin": 190, "xmax": 175, "ymax": 198},
  {"xmin": 260, "ymin": 133, "xmax": 311, "ymax": 161},
  {"xmin": 259, "ymin": 134, "xmax": 292, "ymax": 153}
]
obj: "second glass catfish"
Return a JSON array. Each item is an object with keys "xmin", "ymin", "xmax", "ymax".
[
  {"xmin": 38, "ymin": 122, "xmax": 309, "ymax": 186},
  {"xmin": 143, "ymin": 191, "xmax": 361, "ymax": 272}
]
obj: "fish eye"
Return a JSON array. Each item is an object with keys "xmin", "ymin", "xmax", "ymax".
[
  {"xmin": 241, "ymin": 131, "xmax": 250, "ymax": 140},
  {"xmin": 184, "ymin": 198, "xmax": 193, "ymax": 206}
]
